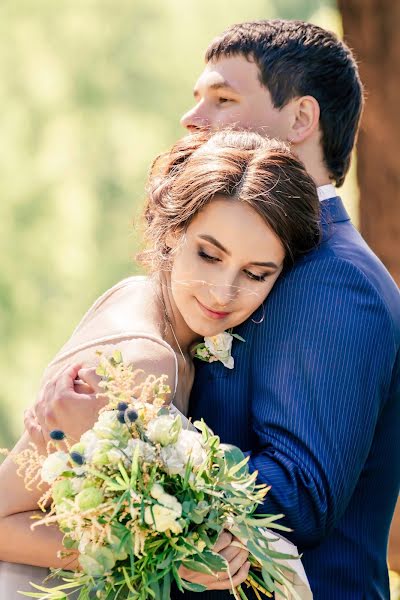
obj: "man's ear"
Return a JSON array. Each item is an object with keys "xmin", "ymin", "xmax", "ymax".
[{"xmin": 287, "ymin": 96, "xmax": 320, "ymax": 144}]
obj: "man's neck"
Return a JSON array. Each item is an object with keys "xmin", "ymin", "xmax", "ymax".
[{"xmin": 294, "ymin": 138, "xmax": 331, "ymax": 188}]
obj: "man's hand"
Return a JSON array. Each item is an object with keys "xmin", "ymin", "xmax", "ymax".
[
  {"xmin": 178, "ymin": 531, "xmax": 250, "ymax": 591},
  {"xmin": 31, "ymin": 363, "xmax": 108, "ymax": 443}
]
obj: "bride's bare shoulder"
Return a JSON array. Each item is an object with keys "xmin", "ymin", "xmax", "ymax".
[
  {"xmin": 42, "ymin": 276, "xmax": 176, "ymax": 388},
  {"xmin": 71, "ymin": 275, "xmax": 163, "ymax": 340}
]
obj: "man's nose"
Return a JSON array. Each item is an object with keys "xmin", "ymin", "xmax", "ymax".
[{"xmin": 180, "ymin": 104, "xmax": 210, "ymax": 131}]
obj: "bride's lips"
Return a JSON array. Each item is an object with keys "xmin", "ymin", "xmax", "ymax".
[{"xmin": 196, "ymin": 299, "xmax": 231, "ymax": 320}]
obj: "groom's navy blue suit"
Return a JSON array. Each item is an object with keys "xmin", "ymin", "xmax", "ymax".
[{"xmin": 186, "ymin": 196, "xmax": 400, "ymax": 599}]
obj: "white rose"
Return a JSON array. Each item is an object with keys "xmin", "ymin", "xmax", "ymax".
[
  {"xmin": 41, "ymin": 451, "xmax": 70, "ymax": 484},
  {"xmin": 204, "ymin": 332, "xmax": 234, "ymax": 369},
  {"xmin": 147, "ymin": 415, "xmax": 181, "ymax": 446}
]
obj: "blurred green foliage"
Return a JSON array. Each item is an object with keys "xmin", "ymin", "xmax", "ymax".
[{"xmin": 1, "ymin": 0, "xmax": 346, "ymax": 447}]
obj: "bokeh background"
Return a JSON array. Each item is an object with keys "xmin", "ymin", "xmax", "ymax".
[
  {"xmin": 0, "ymin": 0, "xmax": 357, "ymax": 447},
  {"xmin": 1, "ymin": 0, "xmax": 399, "ymax": 593}
]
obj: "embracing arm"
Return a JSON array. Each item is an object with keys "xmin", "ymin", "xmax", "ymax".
[
  {"xmin": 247, "ymin": 258, "xmax": 396, "ymax": 548},
  {"xmin": 0, "ymin": 337, "xmax": 177, "ymax": 567}
]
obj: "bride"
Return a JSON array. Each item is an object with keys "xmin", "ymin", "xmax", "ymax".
[{"xmin": 0, "ymin": 129, "xmax": 319, "ymax": 599}]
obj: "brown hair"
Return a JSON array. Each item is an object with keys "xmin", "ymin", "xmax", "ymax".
[
  {"xmin": 205, "ymin": 20, "xmax": 364, "ymax": 187},
  {"xmin": 137, "ymin": 129, "xmax": 320, "ymax": 271}
]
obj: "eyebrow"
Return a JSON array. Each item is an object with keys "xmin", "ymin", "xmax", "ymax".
[
  {"xmin": 193, "ymin": 80, "xmax": 240, "ymax": 98},
  {"xmin": 198, "ymin": 235, "xmax": 280, "ymax": 269}
]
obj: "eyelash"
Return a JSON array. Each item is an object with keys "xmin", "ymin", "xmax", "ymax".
[
  {"xmin": 218, "ymin": 97, "xmax": 232, "ymax": 104},
  {"xmin": 198, "ymin": 250, "xmax": 268, "ymax": 283}
]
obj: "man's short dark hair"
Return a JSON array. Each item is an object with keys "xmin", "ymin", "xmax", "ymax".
[{"xmin": 205, "ymin": 20, "xmax": 364, "ymax": 187}]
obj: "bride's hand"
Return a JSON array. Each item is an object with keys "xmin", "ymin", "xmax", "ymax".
[
  {"xmin": 178, "ymin": 530, "xmax": 250, "ymax": 591},
  {"xmin": 33, "ymin": 363, "xmax": 108, "ymax": 443}
]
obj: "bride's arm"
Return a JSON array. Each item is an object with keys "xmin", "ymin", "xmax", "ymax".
[
  {"xmin": 0, "ymin": 338, "xmax": 177, "ymax": 568},
  {"xmin": 0, "ymin": 432, "xmax": 79, "ymax": 568}
]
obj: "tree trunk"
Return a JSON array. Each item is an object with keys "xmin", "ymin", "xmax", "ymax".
[
  {"xmin": 338, "ymin": 0, "xmax": 400, "ymax": 573},
  {"xmin": 338, "ymin": 0, "xmax": 400, "ymax": 284}
]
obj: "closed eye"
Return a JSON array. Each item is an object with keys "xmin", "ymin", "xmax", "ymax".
[
  {"xmin": 198, "ymin": 250, "xmax": 220, "ymax": 262},
  {"xmin": 243, "ymin": 269, "xmax": 269, "ymax": 282}
]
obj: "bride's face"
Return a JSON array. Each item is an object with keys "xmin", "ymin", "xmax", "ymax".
[{"xmin": 169, "ymin": 196, "xmax": 285, "ymax": 338}]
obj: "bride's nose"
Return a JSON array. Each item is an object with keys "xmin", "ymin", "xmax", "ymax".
[{"xmin": 208, "ymin": 281, "xmax": 238, "ymax": 307}]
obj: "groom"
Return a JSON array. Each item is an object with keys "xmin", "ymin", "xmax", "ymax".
[{"xmin": 180, "ymin": 19, "xmax": 400, "ymax": 599}]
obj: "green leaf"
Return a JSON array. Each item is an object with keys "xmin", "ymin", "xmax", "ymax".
[
  {"xmin": 181, "ymin": 559, "xmax": 214, "ymax": 576},
  {"xmin": 117, "ymin": 462, "xmax": 130, "ymax": 484},
  {"xmin": 199, "ymin": 550, "xmax": 227, "ymax": 572},
  {"xmin": 122, "ymin": 567, "xmax": 135, "ymax": 593},
  {"xmin": 161, "ymin": 571, "xmax": 171, "ymax": 600},
  {"xmin": 112, "ymin": 350, "xmax": 123, "ymax": 364},
  {"xmin": 180, "ymin": 580, "xmax": 207, "ymax": 592},
  {"xmin": 220, "ymin": 443, "xmax": 246, "ymax": 470},
  {"xmin": 231, "ymin": 333, "xmax": 246, "ymax": 342}
]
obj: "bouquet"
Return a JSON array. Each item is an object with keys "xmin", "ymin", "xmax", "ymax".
[{"xmin": 15, "ymin": 351, "xmax": 303, "ymax": 600}]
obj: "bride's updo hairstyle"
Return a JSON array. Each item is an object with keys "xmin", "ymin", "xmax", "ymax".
[{"xmin": 138, "ymin": 129, "xmax": 320, "ymax": 271}]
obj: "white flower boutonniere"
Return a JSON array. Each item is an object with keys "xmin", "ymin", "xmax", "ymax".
[{"xmin": 193, "ymin": 329, "xmax": 245, "ymax": 369}]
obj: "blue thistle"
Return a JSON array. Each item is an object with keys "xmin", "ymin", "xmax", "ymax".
[
  {"xmin": 70, "ymin": 451, "xmax": 85, "ymax": 465},
  {"xmin": 126, "ymin": 409, "xmax": 138, "ymax": 422},
  {"xmin": 49, "ymin": 430, "xmax": 65, "ymax": 440},
  {"xmin": 117, "ymin": 402, "xmax": 128, "ymax": 411},
  {"xmin": 117, "ymin": 411, "xmax": 126, "ymax": 424}
]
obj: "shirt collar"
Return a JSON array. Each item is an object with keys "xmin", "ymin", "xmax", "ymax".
[{"xmin": 317, "ymin": 184, "xmax": 337, "ymax": 201}]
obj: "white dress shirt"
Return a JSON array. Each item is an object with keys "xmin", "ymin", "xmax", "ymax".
[{"xmin": 317, "ymin": 183, "xmax": 336, "ymax": 201}]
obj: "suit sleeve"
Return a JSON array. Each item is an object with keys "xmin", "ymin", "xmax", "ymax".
[{"xmin": 247, "ymin": 257, "xmax": 395, "ymax": 548}]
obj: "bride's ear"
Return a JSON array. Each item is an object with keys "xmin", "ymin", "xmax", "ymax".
[{"xmin": 287, "ymin": 95, "xmax": 320, "ymax": 144}]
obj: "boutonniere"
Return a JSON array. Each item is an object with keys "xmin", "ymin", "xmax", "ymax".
[{"xmin": 193, "ymin": 329, "xmax": 245, "ymax": 369}]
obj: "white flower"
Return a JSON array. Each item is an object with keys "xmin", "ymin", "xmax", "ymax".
[
  {"xmin": 70, "ymin": 477, "xmax": 85, "ymax": 494},
  {"xmin": 158, "ymin": 492, "xmax": 182, "ymax": 516},
  {"xmin": 147, "ymin": 415, "xmax": 181, "ymax": 446},
  {"xmin": 79, "ymin": 430, "xmax": 99, "ymax": 461},
  {"xmin": 78, "ymin": 531, "xmax": 92, "ymax": 554},
  {"xmin": 41, "ymin": 451, "xmax": 70, "ymax": 483},
  {"xmin": 204, "ymin": 332, "xmax": 234, "ymax": 369},
  {"xmin": 125, "ymin": 438, "xmax": 156, "ymax": 463},
  {"xmin": 106, "ymin": 448, "xmax": 124, "ymax": 465},
  {"xmin": 150, "ymin": 483, "xmax": 164, "ymax": 499},
  {"xmin": 160, "ymin": 430, "xmax": 207, "ymax": 476},
  {"xmin": 92, "ymin": 411, "xmax": 120, "ymax": 438},
  {"xmin": 144, "ymin": 503, "xmax": 182, "ymax": 534}
]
